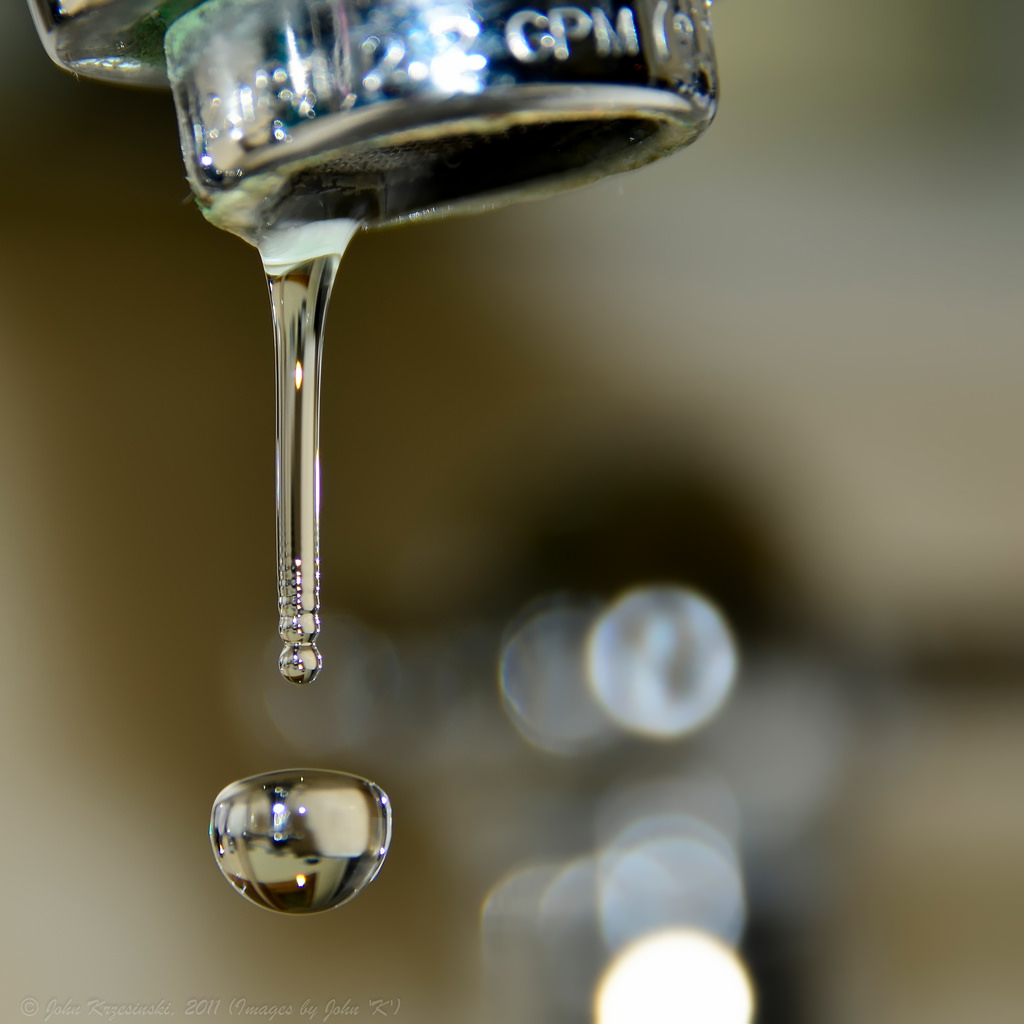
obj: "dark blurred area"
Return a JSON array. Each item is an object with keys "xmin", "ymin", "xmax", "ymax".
[{"xmin": 2, "ymin": 2, "xmax": 1023, "ymax": 1023}]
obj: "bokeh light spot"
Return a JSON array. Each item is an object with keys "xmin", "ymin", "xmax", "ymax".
[
  {"xmin": 588, "ymin": 586, "xmax": 738, "ymax": 739},
  {"xmin": 500, "ymin": 596, "xmax": 614, "ymax": 755},
  {"xmin": 595, "ymin": 929, "xmax": 755, "ymax": 1024}
]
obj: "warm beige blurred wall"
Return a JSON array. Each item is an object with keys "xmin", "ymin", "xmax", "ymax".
[{"xmin": 472, "ymin": 0, "xmax": 1024, "ymax": 640}]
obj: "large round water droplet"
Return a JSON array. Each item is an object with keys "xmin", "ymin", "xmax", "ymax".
[{"xmin": 210, "ymin": 769, "xmax": 392, "ymax": 914}]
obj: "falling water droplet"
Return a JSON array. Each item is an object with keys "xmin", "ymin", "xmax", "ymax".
[{"xmin": 210, "ymin": 768, "xmax": 392, "ymax": 914}]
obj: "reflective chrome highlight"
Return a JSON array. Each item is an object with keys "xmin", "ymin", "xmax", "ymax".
[
  {"xmin": 163, "ymin": 0, "xmax": 718, "ymax": 238},
  {"xmin": 210, "ymin": 768, "xmax": 392, "ymax": 913}
]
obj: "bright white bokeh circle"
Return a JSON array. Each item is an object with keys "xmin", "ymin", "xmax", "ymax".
[{"xmin": 595, "ymin": 929, "xmax": 755, "ymax": 1024}]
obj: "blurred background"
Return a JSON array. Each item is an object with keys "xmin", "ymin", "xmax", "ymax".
[{"xmin": 2, "ymin": 1, "xmax": 1023, "ymax": 1022}]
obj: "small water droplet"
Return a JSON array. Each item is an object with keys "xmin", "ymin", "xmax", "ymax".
[
  {"xmin": 210, "ymin": 768, "xmax": 392, "ymax": 914},
  {"xmin": 279, "ymin": 641, "xmax": 322, "ymax": 685}
]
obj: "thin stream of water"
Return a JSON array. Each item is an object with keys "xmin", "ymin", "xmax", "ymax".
[{"xmin": 262, "ymin": 219, "xmax": 360, "ymax": 684}]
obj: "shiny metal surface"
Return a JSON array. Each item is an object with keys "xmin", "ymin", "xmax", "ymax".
[
  {"xmin": 163, "ymin": 0, "xmax": 717, "ymax": 236},
  {"xmin": 27, "ymin": 0, "xmax": 204, "ymax": 84},
  {"xmin": 29, "ymin": 0, "xmax": 718, "ymax": 235}
]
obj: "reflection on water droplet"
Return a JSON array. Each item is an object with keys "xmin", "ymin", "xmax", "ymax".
[{"xmin": 210, "ymin": 768, "xmax": 391, "ymax": 913}]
